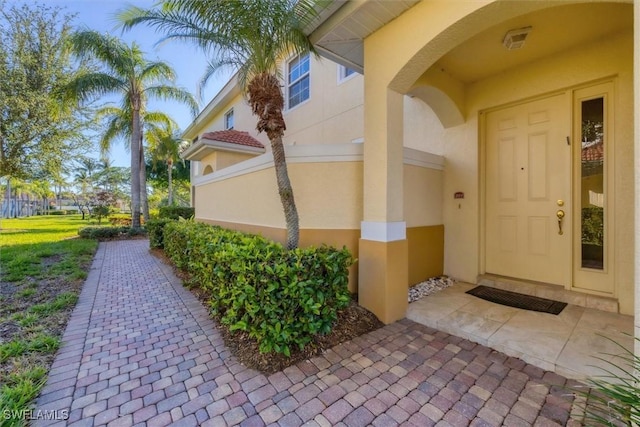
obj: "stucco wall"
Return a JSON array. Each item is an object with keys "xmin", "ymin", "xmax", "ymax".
[
  {"xmin": 216, "ymin": 151, "xmax": 256, "ymax": 171},
  {"xmin": 404, "ymin": 96, "xmax": 446, "ymax": 155},
  {"xmin": 404, "ymin": 164, "xmax": 443, "ymax": 228},
  {"xmin": 194, "ymin": 151, "xmax": 257, "ymax": 178},
  {"xmin": 195, "ymin": 160, "xmax": 363, "ymax": 230},
  {"xmin": 191, "ymin": 57, "xmax": 365, "ymax": 149},
  {"xmin": 283, "ymin": 58, "xmax": 364, "ymax": 146}
]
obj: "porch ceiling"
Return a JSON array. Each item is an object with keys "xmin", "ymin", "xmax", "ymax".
[
  {"xmin": 434, "ymin": 2, "xmax": 632, "ymax": 84},
  {"xmin": 308, "ymin": 0, "xmax": 420, "ymax": 72},
  {"xmin": 309, "ymin": 2, "xmax": 632, "ymax": 86}
]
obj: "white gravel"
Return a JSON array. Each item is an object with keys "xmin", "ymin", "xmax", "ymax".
[{"xmin": 408, "ymin": 276, "xmax": 456, "ymax": 303}]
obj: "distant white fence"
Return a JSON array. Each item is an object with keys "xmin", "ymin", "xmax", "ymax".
[{"xmin": 0, "ymin": 197, "xmax": 78, "ymax": 218}]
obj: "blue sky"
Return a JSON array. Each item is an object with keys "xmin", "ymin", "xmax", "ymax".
[{"xmin": 11, "ymin": 0, "xmax": 230, "ymax": 167}]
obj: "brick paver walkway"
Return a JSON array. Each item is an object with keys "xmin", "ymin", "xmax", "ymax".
[{"xmin": 34, "ymin": 240, "xmax": 580, "ymax": 426}]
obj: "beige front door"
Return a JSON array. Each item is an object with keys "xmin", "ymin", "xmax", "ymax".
[{"xmin": 485, "ymin": 93, "xmax": 571, "ymax": 286}]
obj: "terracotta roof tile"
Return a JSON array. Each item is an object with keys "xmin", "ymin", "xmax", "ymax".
[
  {"xmin": 581, "ymin": 141, "xmax": 604, "ymax": 162},
  {"xmin": 201, "ymin": 130, "xmax": 264, "ymax": 149}
]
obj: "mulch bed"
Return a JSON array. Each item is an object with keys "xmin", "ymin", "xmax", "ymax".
[{"xmin": 150, "ymin": 249, "xmax": 384, "ymax": 374}]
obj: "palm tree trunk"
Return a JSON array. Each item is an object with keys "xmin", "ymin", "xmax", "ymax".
[
  {"xmin": 140, "ymin": 141, "xmax": 149, "ymax": 222},
  {"xmin": 270, "ymin": 135, "xmax": 299, "ymax": 249},
  {"xmin": 130, "ymin": 103, "xmax": 142, "ymax": 228},
  {"xmin": 167, "ymin": 159, "xmax": 173, "ymax": 206},
  {"xmin": 248, "ymin": 73, "xmax": 300, "ymax": 249}
]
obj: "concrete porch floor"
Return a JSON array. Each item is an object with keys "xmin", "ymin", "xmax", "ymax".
[{"xmin": 406, "ymin": 282, "xmax": 634, "ymax": 381}]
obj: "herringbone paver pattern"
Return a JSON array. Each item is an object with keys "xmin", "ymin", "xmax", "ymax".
[{"xmin": 34, "ymin": 240, "xmax": 580, "ymax": 426}]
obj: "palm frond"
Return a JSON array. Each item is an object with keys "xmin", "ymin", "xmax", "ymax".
[
  {"xmin": 571, "ymin": 334, "xmax": 640, "ymax": 426},
  {"xmin": 70, "ymin": 30, "xmax": 126, "ymax": 66},
  {"xmin": 120, "ymin": 0, "xmax": 315, "ymax": 93},
  {"xmin": 95, "ymin": 105, "xmax": 125, "ymax": 120},
  {"xmin": 144, "ymin": 111, "xmax": 178, "ymax": 129},
  {"xmin": 144, "ymin": 85, "xmax": 199, "ymax": 117},
  {"xmin": 119, "ymin": 2, "xmax": 237, "ymax": 53},
  {"xmin": 101, "ymin": 115, "xmax": 130, "ymax": 155},
  {"xmin": 198, "ymin": 58, "xmax": 242, "ymax": 100},
  {"xmin": 64, "ymin": 73, "xmax": 126, "ymax": 104},
  {"xmin": 140, "ymin": 61, "xmax": 176, "ymax": 83}
]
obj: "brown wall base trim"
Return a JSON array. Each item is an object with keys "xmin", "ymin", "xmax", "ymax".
[
  {"xmin": 198, "ymin": 219, "xmax": 445, "ymax": 293},
  {"xmin": 407, "ymin": 225, "xmax": 444, "ymax": 285}
]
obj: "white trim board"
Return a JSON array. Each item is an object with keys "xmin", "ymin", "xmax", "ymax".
[
  {"xmin": 193, "ymin": 143, "xmax": 444, "ymax": 186},
  {"xmin": 361, "ymin": 221, "xmax": 407, "ymax": 242}
]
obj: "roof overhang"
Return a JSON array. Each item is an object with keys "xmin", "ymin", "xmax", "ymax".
[
  {"xmin": 181, "ymin": 74, "xmax": 242, "ymax": 141},
  {"xmin": 181, "ymin": 137, "xmax": 265, "ymax": 161},
  {"xmin": 306, "ymin": 0, "xmax": 420, "ymax": 73}
]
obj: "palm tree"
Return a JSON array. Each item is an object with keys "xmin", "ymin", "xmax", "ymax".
[
  {"xmin": 30, "ymin": 179, "xmax": 53, "ymax": 215},
  {"xmin": 146, "ymin": 123, "xmax": 188, "ymax": 206},
  {"xmin": 96, "ymin": 158, "xmax": 115, "ymax": 192},
  {"xmin": 77, "ymin": 157, "xmax": 100, "ymax": 182},
  {"xmin": 96, "ymin": 105, "xmax": 178, "ymax": 221},
  {"xmin": 73, "ymin": 169, "xmax": 93, "ymax": 219},
  {"xmin": 51, "ymin": 172, "xmax": 68, "ymax": 212},
  {"xmin": 120, "ymin": 0, "xmax": 318, "ymax": 249},
  {"xmin": 65, "ymin": 31, "xmax": 198, "ymax": 227}
]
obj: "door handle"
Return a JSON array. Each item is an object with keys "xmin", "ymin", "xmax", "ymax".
[{"xmin": 556, "ymin": 210, "xmax": 565, "ymax": 235}]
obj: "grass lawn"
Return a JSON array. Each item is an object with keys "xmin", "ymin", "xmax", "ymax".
[{"xmin": 0, "ymin": 215, "xmax": 98, "ymax": 426}]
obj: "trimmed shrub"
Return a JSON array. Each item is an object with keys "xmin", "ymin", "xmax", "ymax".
[
  {"xmin": 78, "ymin": 226, "xmax": 146, "ymax": 240},
  {"xmin": 108, "ymin": 214, "xmax": 146, "ymax": 227},
  {"xmin": 109, "ymin": 214, "xmax": 131, "ymax": 226},
  {"xmin": 163, "ymin": 221, "xmax": 352, "ymax": 356},
  {"xmin": 147, "ymin": 219, "xmax": 173, "ymax": 249},
  {"xmin": 159, "ymin": 206, "xmax": 194, "ymax": 220},
  {"xmin": 50, "ymin": 210, "xmax": 65, "ymax": 216}
]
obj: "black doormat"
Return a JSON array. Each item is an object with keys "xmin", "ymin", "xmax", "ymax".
[{"xmin": 466, "ymin": 285, "xmax": 567, "ymax": 315}]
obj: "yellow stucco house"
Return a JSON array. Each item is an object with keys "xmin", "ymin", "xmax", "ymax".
[{"xmin": 183, "ymin": 0, "xmax": 638, "ymax": 357}]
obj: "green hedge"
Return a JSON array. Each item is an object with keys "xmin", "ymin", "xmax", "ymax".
[
  {"xmin": 78, "ymin": 226, "xmax": 146, "ymax": 240},
  {"xmin": 163, "ymin": 221, "xmax": 352, "ymax": 356},
  {"xmin": 108, "ymin": 214, "xmax": 147, "ymax": 227},
  {"xmin": 159, "ymin": 206, "xmax": 194, "ymax": 220},
  {"xmin": 147, "ymin": 219, "xmax": 173, "ymax": 249},
  {"xmin": 50, "ymin": 210, "xmax": 77, "ymax": 215}
]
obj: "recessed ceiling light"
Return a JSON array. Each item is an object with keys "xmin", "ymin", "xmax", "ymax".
[{"xmin": 503, "ymin": 26, "xmax": 532, "ymax": 50}]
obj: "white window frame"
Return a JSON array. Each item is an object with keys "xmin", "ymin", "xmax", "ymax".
[
  {"xmin": 286, "ymin": 54, "xmax": 310, "ymax": 110},
  {"xmin": 337, "ymin": 65, "xmax": 357, "ymax": 84},
  {"xmin": 224, "ymin": 108, "xmax": 234, "ymax": 130}
]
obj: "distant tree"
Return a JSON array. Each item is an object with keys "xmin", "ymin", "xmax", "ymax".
[
  {"xmin": 146, "ymin": 123, "xmax": 188, "ymax": 206},
  {"xmin": 95, "ymin": 106, "xmax": 177, "ymax": 221},
  {"xmin": 46, "ymin": 171, "xmax": 70, "ymax": 212},
  {"xmin": 90, "ymin": 190, "xmax": 116, "ymax": 224},
  {"xmin": 73, "ymin": 157, "xmax": 99, "ymax": 219},
  {"xmin": 0, "ymin": 1, "xmax": 92, "ymax": 180},
  {"xmin": 120, "ymin": 0, "xmax": 318, "ymax": 248},
  {"xmin": 145, "ymin": 157, "xmax": 190, "ymax": 208},
  {"xmin": 65, "ymin": 31, "xmax": 198, "ymax": 228},
  {"xmin": 30, "ymin": 179, "xmax": 54, "ymax": 214},
  {"xmin": 77, "ymin": 157, "xmax": 100, "ymax": 182}
]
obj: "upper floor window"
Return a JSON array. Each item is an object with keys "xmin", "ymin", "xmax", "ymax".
[
  {"xmin": 224, "ymin": 109, "xmax": 234, "ymax": 130},
  {"xmin": 287, "ymin": 54, "xmax": 310, "ymax": 108},
  {"xmin": 338, "ymin": 65, "xmax": 356, "ymax": 82}
]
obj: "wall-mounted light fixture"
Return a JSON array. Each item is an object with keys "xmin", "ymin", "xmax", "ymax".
[{"xmin": 502, "ymin": 26, "xmax": 532, "ymax": 50}]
